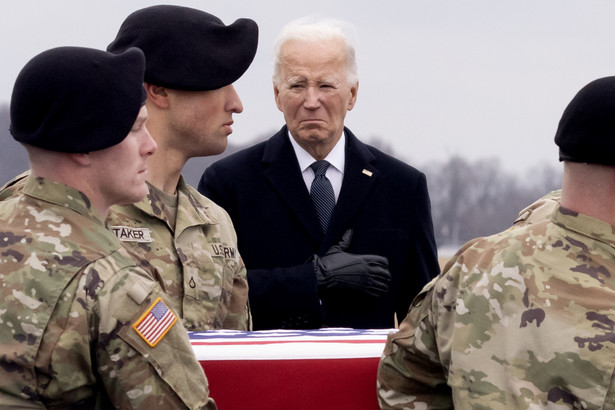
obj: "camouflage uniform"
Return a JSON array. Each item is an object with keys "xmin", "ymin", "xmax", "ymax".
[
  {"xmin": 0, "ymin": 176, "xmax": 215, "ymax": 409},
  {"xmin": 512, "ymin": 189, "xmax": 561, "ymax": 228},
  {"xmin": 108, "ymin": 177, "xmax": 250, "ymax": 331},
  {"xmin": 377, "ymin": 205, "xmax": 615, "ymax": 409},
  {"xmin": 0, "ymin": 170, "xmax": 28, "ymax": 201},
  {"xmin": 1, "ymin": 173, "xmax": 250, "ymax": 332}
]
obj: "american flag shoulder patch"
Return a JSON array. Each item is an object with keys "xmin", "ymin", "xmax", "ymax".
[{"xmin": 133, "ymin": 297, "xmax": 177, "ymax": 347}]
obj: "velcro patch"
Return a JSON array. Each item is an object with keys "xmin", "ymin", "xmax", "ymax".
[
  {"xmin": 133, "ymin": 297, "xmax": 177, "ymax": 347},
  {"xmin": 110, "ymin": 225, "xmax": 152, "ymax": 242}
]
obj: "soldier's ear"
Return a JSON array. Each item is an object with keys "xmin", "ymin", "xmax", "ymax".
[
  {"xmin": 70, "ymin": 152, "xmax": 92, "ymax": 166},
  {"xmin": 144, "ymin": 83, "xmax": 169, "ymax": 109}
]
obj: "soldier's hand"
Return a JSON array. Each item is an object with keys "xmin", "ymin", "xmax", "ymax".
[{"xmin": 314, "ymin": 230, "xmax": 391, "ymax": 298}]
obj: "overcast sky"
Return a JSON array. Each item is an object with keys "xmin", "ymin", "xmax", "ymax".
[{"xmin": 3, "ymin": 1, "xmax": 615, "ymax": 174}]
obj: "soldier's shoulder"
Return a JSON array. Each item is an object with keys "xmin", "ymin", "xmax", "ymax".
[
  {"xmin": 85, "ymin": 246, "xmax": 154, "ymax": 286},
  {"xmin": 0, "ymin": 170, "xmax": 30, "ymax": 201},
  {"xmin": 513, "ymin": 189, "xmax": 561, "ymax": 228},
  {"xmin": 442, "ymin": 220, "xmax": 546, "ymax": 275}
]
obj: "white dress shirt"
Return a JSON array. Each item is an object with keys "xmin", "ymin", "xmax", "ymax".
[{"xmin": 288, "ymin": 131, "xmax": 345, "ymax": 202}]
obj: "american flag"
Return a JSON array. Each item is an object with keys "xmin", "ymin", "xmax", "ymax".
[
  {"xmin": 133, "ymin": 297, "xmax": 177, "ymax": 347},
  {"xmin": 189, "ymin": 328, "xmax": 394, "ymax": 361}
]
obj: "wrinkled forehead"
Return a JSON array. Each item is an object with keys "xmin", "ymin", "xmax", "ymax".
[
  {"xmin": 280, "ymin": 37, "xmax": 346, "ymax": 60},
  {"xmin": 278, "ymin": 38, "xmax": 348, "ymax": 78}
]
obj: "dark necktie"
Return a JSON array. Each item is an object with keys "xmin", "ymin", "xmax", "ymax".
[{"xmin": 310, "ymin": 160, "xmax": 336, "ymax": 232}]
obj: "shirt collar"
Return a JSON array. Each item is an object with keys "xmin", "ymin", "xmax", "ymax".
[
  {"xmin": 288, "ymin": 130, "xmax": 346, "ymax": 175},
  {"xmin": 127, "ymin": 176, "xmax": 217, "ymax": 230},
  {"xmin": 23, "ymin": 175, "xmax": 106, "ymax": 224}
]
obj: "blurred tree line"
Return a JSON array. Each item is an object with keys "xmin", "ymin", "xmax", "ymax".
[
  {"xmin": 0, "ymin": 105, "xmax": 561, "ymax": 251},
  {"xmin": 423, "ymin": 157, "xmax": 560, "ymax": 250}
]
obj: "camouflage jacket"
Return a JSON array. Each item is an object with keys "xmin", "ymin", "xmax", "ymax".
[
  {"xmin": 377, "ymin": 205, "xmax": 615, "ymax": 409},
  {"xmin": 512, "ymin": 189, "xmax": 561, "ymax": 228},
  {"xmin": 0, "ymin": 170, "xmax": 28, "ymax": 201},
  {"xmin": 108, "ymin": 177, "xmax": 250, "ymax": 331},
  {"xmin": 0, "ymin": 176, "xmax": 216, "ymax": 409},
  {"xmin": 1, "ymin": 172, "xmax": 250, "ymax": 332}
]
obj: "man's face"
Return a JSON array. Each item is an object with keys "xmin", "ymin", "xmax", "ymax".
[
  {"xmin": 274, "ymin": 38, "xmax": 358, "ymax": 156},
  {"xmin": 166, "ymin": 84, "xmax": 244, "ymax": 158},
  {"xmin": 91, "ymin": 105, "xmax": 157, "ymax": 205}
]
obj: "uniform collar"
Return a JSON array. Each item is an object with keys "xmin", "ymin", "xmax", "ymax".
[
  {"xmin": 552, "ymin": 204, "xmax": 615, "ymax": 249},
  {"xmin": 131, "ymin": 176, "xmax": 218, "ymax": 231},
  {"xmin": 23, "ymin": 176, "xmax": 106, "ymax": 224}
]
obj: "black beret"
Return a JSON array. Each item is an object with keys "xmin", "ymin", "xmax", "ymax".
[
  {"xmin": 10, "ymin": 46, "xmax": 146, "ymax": 153},
  {"xmin": 555, "ymin": 76, "xmax": 615, "ymax": 165},
  {"xmin": 107, "ymin": 5, "xmax": 258, "ymax": 91}
]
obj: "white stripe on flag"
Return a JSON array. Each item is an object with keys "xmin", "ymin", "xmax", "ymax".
[{"xmin": 144, "ymin": 311, "xmax": 175, "ymax": 343}]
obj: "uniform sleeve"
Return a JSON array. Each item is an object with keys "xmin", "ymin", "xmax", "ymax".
[
  {"xmin": 93, "ymin": 265, "xmax": 217, "ymax": 409},
  {"xmin": 377, "ymin": 278, "xmax": 453, "ymax": 409},
  {"xmin": 222, "ymin": 255, "xmax": 251, "ymax": 330}
]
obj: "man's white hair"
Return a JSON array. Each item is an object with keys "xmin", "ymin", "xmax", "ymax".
[{"xmin": 272, "ymin": 16, "xmax": 359, "ymax": 87}]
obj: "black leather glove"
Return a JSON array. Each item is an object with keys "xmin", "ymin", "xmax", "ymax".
[{"xmin": 314, "ymin": 230, "xmax": 391, "ymax": 298}]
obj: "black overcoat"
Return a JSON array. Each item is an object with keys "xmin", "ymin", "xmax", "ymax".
[{"xmin": 198, "ymin": 126, "xmax": 440, "ymax": 329}]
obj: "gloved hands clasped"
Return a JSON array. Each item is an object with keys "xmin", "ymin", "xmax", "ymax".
[{"xmin": 314, "ymin": 230, "xmax": 391, "ymax": 298}]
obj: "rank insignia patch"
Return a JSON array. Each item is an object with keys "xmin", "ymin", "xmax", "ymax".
[{"xmin": 133, "ymin": 297, "xmax": 177, "ymax": 347}]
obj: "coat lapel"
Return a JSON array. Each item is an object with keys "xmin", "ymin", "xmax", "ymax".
[
  {"xmin": 323, "ymin": 128, "xmax": 378, "ymax": 250},
  {"xmin": 262, "ymin": 127, "xmax": 324, "ymax": 245}
]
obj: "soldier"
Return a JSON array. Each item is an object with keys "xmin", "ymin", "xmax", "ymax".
[
  {"xmin": 0, "ymin": 6, "xmax": 259, "ymax": 332},
  {"xmin": 377, "ymin": 76, "xmax": 615, "ymax": 409},
  {"xmin": 0, "ymin": 46, "xmax": 215, "ymax": 409},
  {"xmin": 105, "ymin": 5, "xmax": 258, "ymax": 331}
]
